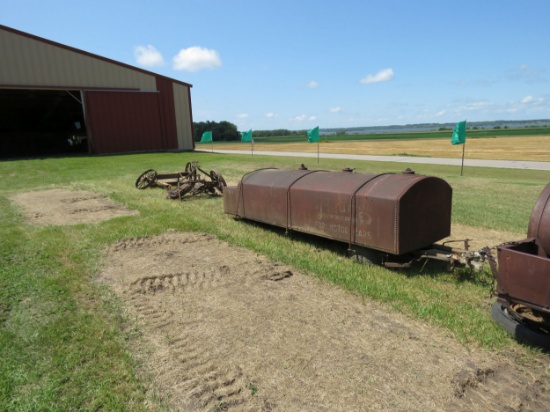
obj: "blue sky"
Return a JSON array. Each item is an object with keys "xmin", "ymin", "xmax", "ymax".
[{"xmin": 3, "ymin": 0, "xmax": 549, "ymax": 130}]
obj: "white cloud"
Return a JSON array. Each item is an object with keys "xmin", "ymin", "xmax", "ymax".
[
  {"xmin": 293, "ymin": 114, "xmax": 317, "ymax": 122},
  {"xmin": 457, "ymin": 101, "xmax": 492, "ymax": 111},
  {"xmin": 306, "ymin": 81, "xmax": 319, "ymax": 88},
  {"xmin": 435, "ymin": 110, "xmax": 446, "ymax": 117},
  {"xmin": 520, "ymin": 96, "xmax": 544, "ymax": 106},
  {"xmin": 134, "ymin": 45, "xmax": 165, "ymax": 67},
  {"xmin": 520, "ymin": 95, "xmax": 544, "ymax": 105},
  {"xmin": 237, "ymin": 113, "xmax": 249, "ymax": 118},
  {"xmin": 521, "ymin": 96, "xmax": 533, "ymax": 104},
  {"xmin": 173, "ymin": 46, "xmax": 221, "ymax": 72},
  {"xmin": 265, "ymin": 112, "xmax": 277, "ymax": 118},
  {"xmin": 360, "ymin": 68, "xmax": 394, "ymax": 84},
  {"xmin": 330, "ymin": 106, "xmax": 342, "ymax": 113}
]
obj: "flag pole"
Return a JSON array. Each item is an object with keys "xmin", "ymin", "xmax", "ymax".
[
  {"xmin": 460, "ymin": 140, "xmax": 465, "ymax": 176},
  {"xmin": 317, "ymin": 140, "xmax": 319, "ymax": 163},
  {"xmin": 451, "ymin": 120, "xmax": 467, "ymax": 177}
]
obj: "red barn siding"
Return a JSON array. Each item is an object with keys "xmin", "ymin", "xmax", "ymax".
[
  {"xmin": 85, "ymin": 90, "xmax": 171, "ymax": 154},
  {"xmin": 156, "ymin": 77, "xmax": 178, "ymax": 149}
]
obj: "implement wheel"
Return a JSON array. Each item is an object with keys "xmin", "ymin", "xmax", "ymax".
[
  {"xmin": 135, "ymin": 169, "xmax": 157, "ymax": 189},
  {"xmin": 210, "ymin": 170, "xmax": 227, "ymax": 194},
  {"xmin": 491, "ymin": 302, "xmax": 550, "ymax": 350}
]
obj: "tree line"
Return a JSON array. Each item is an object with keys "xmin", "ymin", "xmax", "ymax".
[{"xmin": 193, "ymin": 120, "xmax": 307, "ymax": 142}]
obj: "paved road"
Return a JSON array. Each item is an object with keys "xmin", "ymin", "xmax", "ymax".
[{"xmin": 205, "ymin": 149, "xmax": 550, "ymax": 171}]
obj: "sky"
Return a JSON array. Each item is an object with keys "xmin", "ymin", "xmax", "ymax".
[{"xmin": 2, "ymin": 0, "xmax": 550, "ymax": 131}]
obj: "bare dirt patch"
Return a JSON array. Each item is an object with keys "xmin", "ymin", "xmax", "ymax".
[
  {"xmin": 10, "ymin": 189, "xmax": 138, "ymax": 226},
  {"xmin": 99, "ymin": 231, "xmax": 550, "ymax": 412}
]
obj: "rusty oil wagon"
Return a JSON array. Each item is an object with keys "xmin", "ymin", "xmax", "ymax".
[
  {"xmin": 223, "ymin": 165, "xmax": 550, "ymax": 348},
  {"xmin": 223, "ymin": 166, "xmax": 486, "ymax": 271}
]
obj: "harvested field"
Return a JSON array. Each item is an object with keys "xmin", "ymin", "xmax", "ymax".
[{"xmin": 208, "ymin": 135, "xmax": 550, "ymax": 162}]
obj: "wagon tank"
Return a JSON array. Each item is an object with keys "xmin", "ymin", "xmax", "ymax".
[{"xmin": 224, "ymin": 166, "xmax": 484, "ymax": 269}]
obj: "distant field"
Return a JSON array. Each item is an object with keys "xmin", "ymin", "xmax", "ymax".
[{"xmin": 201, "ymin": 135, "xmax": 550, "ymax": 162}]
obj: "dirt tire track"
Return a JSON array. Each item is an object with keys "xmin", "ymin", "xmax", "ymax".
[{"xmin": 98, "ymin": 230, "xmax": 550, "ymax": 411}]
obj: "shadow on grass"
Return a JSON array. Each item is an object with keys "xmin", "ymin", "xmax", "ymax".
[{"xmin": 233, "ymin": 218, "xmax": 493, "ymax": 287}]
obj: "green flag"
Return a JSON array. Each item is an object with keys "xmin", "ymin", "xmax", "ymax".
[
  {"xmin": 241, "ymin": 129, "xmax": 253, "ymax": 142},
  {"xmin": 200, "ymin": 130, "xmax": 212, "ymax": 143},
  {"xmin": 451, "ymin": 121, "xmax": 466, "ymax": 145},
  {"xmin": 307, "ymin": 126, "xmax": 319, "ymax": 143}
]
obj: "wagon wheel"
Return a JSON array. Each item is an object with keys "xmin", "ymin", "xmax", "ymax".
[
  {"xmin": 135, "ymin": 169, "xmax": 157, "ymax": 189},
  {"xmin": 210, "ymin": 170, "xmax": 227, "ymax": 194},
  {"xmin": 509, "ymin": 303, "xmax": 550, "ymax": 331},
  {"xmin": 491, "ymin": 302, "xmax": 550, "ymax": 349},
  {"xmin": 167, "ymin": 182, "xmax": 195, "ymax": 200}
]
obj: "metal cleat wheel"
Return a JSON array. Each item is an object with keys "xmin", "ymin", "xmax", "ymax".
[{"xmin": 135, "ymin": 169, "xmax": 157, "ymax": 189}]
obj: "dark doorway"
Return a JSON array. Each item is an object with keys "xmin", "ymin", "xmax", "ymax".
[{"xmin": 0, "ymin": 89, "xmax": 87, "ymax": 158}]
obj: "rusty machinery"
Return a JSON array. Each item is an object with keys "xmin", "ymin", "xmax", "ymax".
[
  {"xmin": 223, "ymin": 166, "xmax": 486, "ymax": 272},
  {"xmin": 136, "ymin": 161, "xmax": 226, "ymax": 200},
  {"xmin": 486, "ymin": 181, "xmax": 550, "ymax": 349},
  {"xmin": 223, "ymin": 165, "xmax": 550, "ymax": 348}
]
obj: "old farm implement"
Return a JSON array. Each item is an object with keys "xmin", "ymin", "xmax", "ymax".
[
  {"xmin": 136, "ymin": 161, "xmax": 226, "ymax": 200},
  {"xmin": 222, "ymin": 165, "xmax": 550, "ymax": 348},
  {"xmin": 487, "ymin": 181, "xmax": 550, "ymax": 349},
  {"xmin": 223, "ymin": 166, "xmax": 486, "ymax": 271}
]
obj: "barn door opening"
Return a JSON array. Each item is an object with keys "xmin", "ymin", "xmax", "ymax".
[{"xmin": 0, "ymin": 88, "xmax": 87, "ymax": 158}]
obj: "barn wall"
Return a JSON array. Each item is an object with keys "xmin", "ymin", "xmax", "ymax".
[
  {"xmin": 0, "ymin": 27, "xmax": 157, "ymax": 90},
  {"xmin": 155, "ymin": 77, "xmax": 178, "ymax": 149},
  {"xmin": 173, "ymin": 82, "xmax": 194, "ymax": 150},
  {"xmin": 85, "ymin": 91, "xmax": 169, "ymax": 154}
]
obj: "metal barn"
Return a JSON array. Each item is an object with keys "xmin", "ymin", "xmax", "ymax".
[{"xmin": 0, "ymin": 25, "xmax": 195, "ymax": 158}]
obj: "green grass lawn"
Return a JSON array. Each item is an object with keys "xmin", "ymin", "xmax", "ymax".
[{"xmin": 0, "ymin": 151, "xmax": 548, "ymax": 410}]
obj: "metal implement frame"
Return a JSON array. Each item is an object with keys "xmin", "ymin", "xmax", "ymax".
[{"xmin": 135, "ymin": 161, "xmax": 226, "ymax": 200}]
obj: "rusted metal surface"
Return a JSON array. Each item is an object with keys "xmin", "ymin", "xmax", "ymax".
[
  {"xmin": 491, "ymin": 181, "xmax": 550, "ymax": 317},
  {"xmin": 224, "ymin": 166, "xmax": 487, "ymax": 270},
  {"xmin": 495, "ymin": 239, "xmax": 550, "ymax": 314},
  {"xmin": 224, "ymin": 166, "xmax": 453, "ymax": 256},
  {"xmin": 136, "ymin": 161, "xmax": 226, "ymax": 200},
  {"xmin": 527, "ymin": 181, "xmax": 550, "ymax": 258}
]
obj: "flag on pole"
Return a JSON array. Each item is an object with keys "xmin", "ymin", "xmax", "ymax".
[
  {"xmin": 451, "ymin": 121, "xmax": 466, "ymax": 145},
  {"xmin": 200, "ymin": 131, "xmax": 212, "ymax": 143},
  {"xmin": 307, "ymin": 126, "xmax": 320, "ymax": 143},
  {"xmin": 240, "ymin": 129, "xmax": 253, "ymax": 142}
]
